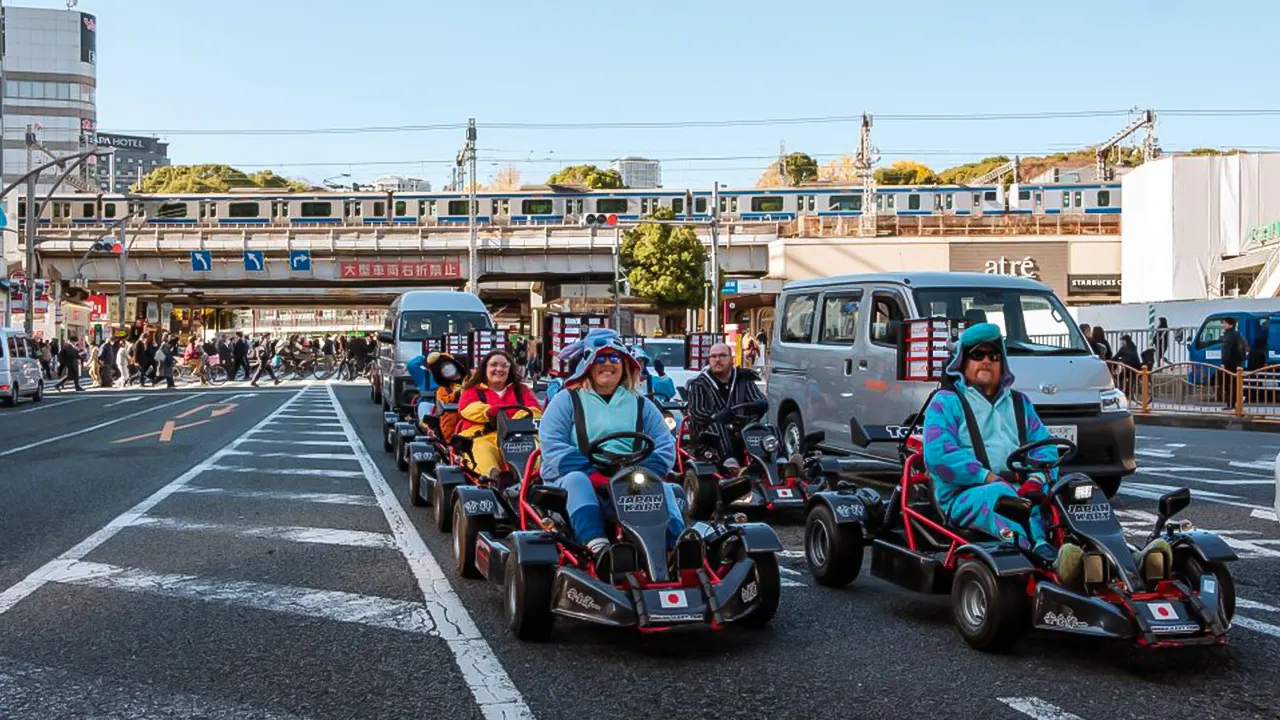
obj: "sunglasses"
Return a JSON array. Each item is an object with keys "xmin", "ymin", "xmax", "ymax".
[
  {"xmin": 593, "ymin": 353, "xmax": 622, "ymax": 365},
  {"xmin": 968, "ymin": 349, "xmax": 1002, "ymax": 362},
  {"xmin": 709, "ymin": 352, "xmax": 731, "ymax": 359}
]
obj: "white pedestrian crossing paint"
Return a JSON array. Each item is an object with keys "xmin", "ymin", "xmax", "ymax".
[
  {"xmin": 997, "ymin": 696, "xmax": 1085, "ymax": 720},
  {"xmin": 241, "ymin": 438, "xmax": 356, "ymax": 447},
  {"xmin": 129, "ymin": 516, "xmax": 395, "ymax": 549},
  {"xmin": 206, "ymin": 464, "xmax": 366, "ymax": 478},
  {"xmin": 176, "ymin": 487, "xmax": 377, "ymax": 506},
  {"xmin": 222, "ymin": 449, "xmax": 358, "ymax": 461},
  {"xmin": 248, "ymin": 429, "xmax": 347, "ymax": 437}
]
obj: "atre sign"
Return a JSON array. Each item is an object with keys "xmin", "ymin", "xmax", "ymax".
[{"xmin": 984, "ymin": 256, "xmax": 1038, "ymax": 279}]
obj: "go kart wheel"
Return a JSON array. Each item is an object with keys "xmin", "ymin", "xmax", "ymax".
[
  {"xmin": 781, "ymin": 411, "xmax": 804, "ymax": 458},
  {"xmin": 409, "ymin": 460, "xmax": 426, "ymax": 507},
  {"xmin": 505, "ymin": 559, "xmax": 555, "ymax": 641},
  {"xmin": 395, "ymin": 433, "xmax": 409, "ymax": 472},
  {"xmin": 1093, "ymin": 475, "xmax": 1122, "ymax": 499},
  {"xmin": 383, "ymin": 423, "xmax": 394, "ymax": 453},
  {"xmin": 433, "ymin": 482, "xmax": 453, "ymax": 533},
  {"xmin": 951, "ymin": 560, "xmax": 1027, "ymax": 653},
  {"xmin": 453, "ymin": 500, "xmax": 486, "ymax": 579},
  {"xmin": 737, "ymin": 552, "xmax": 781, "ymax": 629},
  {"xmin": 1176, "ymin": 554, "xmax": 1236, "ymax": 622},
  {"xmin": 682, "ymin": 469, "xmax": 716, "ymax": 523},
  {"xmin": 805, "ymin": 504, "xmax": 863, "ymax": 588}
]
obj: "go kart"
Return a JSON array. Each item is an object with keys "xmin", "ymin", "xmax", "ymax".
[
  {"xmin": 412, "ymin": 406, "xmax": 540, "ymax": 534},
  {"xmin": 469, "ymin": 431, "xmax": 783, "ymax": 641},
  {"xmin": 678, "ymin": 400, "xmax": 824, "ymax": 521},
  {"xmin": 826, "ymin": 414, "xmax": 1238, "ymax": 652}
]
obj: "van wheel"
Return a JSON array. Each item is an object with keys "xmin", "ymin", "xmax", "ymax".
[
  {"xmin": 781, "ymin": 411, "xmax": 804, "ymax": 457},
  {"xmin": 33, "ymin": 381, "xmax": 43, "ymax": 403},
  {"xmin": 2, "ymin": 383, "xmax": 16, "ymax": 406},
  {"xmin": 1094, "ymin": 475, "xmax": 1122, "ymax": 499}
]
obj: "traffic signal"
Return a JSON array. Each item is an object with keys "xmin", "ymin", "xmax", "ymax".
[
  {"xmin": 579, "ymin": 213, "xmax": 618, "ymax": 228},
  {"xmin": 91, "ymin": 239, "xmax": 122, "ymax": 253}
]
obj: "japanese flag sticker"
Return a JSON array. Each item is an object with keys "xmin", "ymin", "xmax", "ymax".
[
  {"xmin": 777, "ymin": 488, "xmax": 794, "ymax": 498},
  {"xmin": 659, "ymin": 590, "xmax": 688, "ymax": 609},
  {"xmin": 1147, "ymin": 602, "xmax": 1177, "ymax": 620}
]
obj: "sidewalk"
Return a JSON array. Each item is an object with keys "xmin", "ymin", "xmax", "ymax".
[{"xmin": 1134, "ymin": 411, "xmax": 1280, "ymax": 433}]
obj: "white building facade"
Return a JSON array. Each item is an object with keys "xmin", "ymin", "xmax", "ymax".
[
  {"xmin": 372, "ymin": 175, "xmax": 429, "ymax": 192},
  {"xmin": 609, "ymin": 156, "xmax": 661, "ymax": 189}
]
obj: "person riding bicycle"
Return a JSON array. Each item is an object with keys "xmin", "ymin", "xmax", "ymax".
[
  {"xmin": 629, "ymin": 345, "xmax": 677, "ymax": 403},
  {"xmin": 538, "ymin": 329, "xmax": 683, "ymax": 567},
  {"xmin": 457, "ymin": 350, "xmax": 542, "ymax": 480},
  {"xmin": 182, "ymin": 337, "xmax": 208, "ymax": 385},
  {"xmin": 685, "ymin": 341, "xmax": 766, "ymax": 474}
]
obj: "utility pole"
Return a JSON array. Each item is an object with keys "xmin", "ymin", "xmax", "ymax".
[
  {"xmin": 457, "ymin": 118, "xmax": 478, "ymax": 292},
  {"xmin": 709, "ymin": 182, "xmax": 721, "ymax": 332},
  {"xmin": 855, "ymin": 113, "xmax": 878, "ymax": 238},
  {"xmin": 612, "ymin": 225, "xmax": 622, "ymax": 331},
  {"xmin": 117, "ymin": 220, "xmax": 127, "ymax": 330},
  {"xmin": 778, "ymin": 140, "xmax": 787, "ymax": 187},
  {"xmin": 23, "ymin": 124, "xmax": 37, "ymax": 334}
]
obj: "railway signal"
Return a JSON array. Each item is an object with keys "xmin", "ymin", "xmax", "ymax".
[
  {"xmin": 579, "ymin": 212, "xmax": 618, "ymax": 228},
  {"xmin": 91, "ymin": 239, "xmax": 122, "ymax": 253}
]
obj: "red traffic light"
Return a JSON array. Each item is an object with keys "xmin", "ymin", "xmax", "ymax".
[
  {"xmin": 112, "ymin": 243, "xmax": 122, "ymax": 253},
  {"xmin": 606, "ymin": 214, "xmax": 617, "ymax": 226}
]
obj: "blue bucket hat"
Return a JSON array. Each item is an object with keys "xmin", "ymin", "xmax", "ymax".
[
  {"xmin": 562, "ymin": 328, "xmax": 640, "ymax": 385},
  {"xmin": 628, "ymin": 344, "xmax": 651, "ymax": 366},
  {"xmin": 943, "ymin": 322, "xmax": 1015, "ymax": 389}
]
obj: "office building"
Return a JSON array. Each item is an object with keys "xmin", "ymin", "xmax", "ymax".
[{"xmin": 609, "ymin": 156, "xmax": 661, "ymax": 189}]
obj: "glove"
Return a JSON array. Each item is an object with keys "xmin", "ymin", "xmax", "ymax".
[{"xmin": 713, "ymin": 407, "xmax": 735, "ymax": 423}]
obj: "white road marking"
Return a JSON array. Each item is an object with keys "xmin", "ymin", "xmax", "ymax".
[
  {"xmin": 275, "ymin": 414, "xmax": 339, "ymax": 419},
  {"xmin": 1252, "ymin": 508, "xmax": 1279, "ymax": 522},
  {"xmin": 779, "ymin": 566, "xmax": 803, "ymax": 576},
  {"xmin": 206, "ymin": 464, "xmax": 365, "ymax": 478},
  {"xmin": 1164, "ymin": 443, "xmax": 1187, "ymax": 449},
  {"xmin": 175, "ymin": 487, "xmax": 377, "ymax": 506},
  {"xmin": 781, "ymin": 578, "xmax": 805, "ymax": 587},
  {"xmin": 242, "ymin": 438, "xmax": 355, "ymax": 447},
  {"xmin": 327, "ymin": 383, "xmax": 531, "ymax": 720},
  {"xmin": 129, "ymin": 516, "xmax": 395, "ymax": 549},
  {"xmin": 1119, "ymin": 482, "xmax": 1273, "ymax": 512},
  {"xmin": 1, "ymin": 397, "xmax": 93, "ymax": 415},
  {"xmin": 0, "ymin": 395, "xmax": 198, "ymax": 457},
  {"xmin": 1230, "ymin": 460, "xmax": 1275, "ymax": 471},
  {"xmin": 779, "ymin": 550, "xmax": 805, "ymax": 559},
  {"xmin": 247, "ymin": 429, "xmax": 347, "ymax": 437},
  {"xmin": 1235, "ymin": 616, "xmax": 1280, "ymax": 639},
  {"xmin": 1133, "ymin": 472, "xmax": 1274, "ymax": 486},
  {"xmin": 222, "ymin": 449, "xmax": 357, "ymax": 461},
  {"xmin": 48, "ymin": 561, "xmax": 434, "ymax": 634},
  {"xmin": 104, "ymin": 396, "xmax": 143, "ymax": 407},
  {"xmin": 1135, "ymin": 449, "xmax": 1175, "ymax": 459},
  {"xmin": 1238, "ymin": 598, "xmax": 1280, "ymax": 613},
  {"xmin": 997, "ymin": 697, "xmax": 1086, "ymax": 720},
  {"xmin": 0, "ymin": 386, "xmax": 309, "ymax": 615}
]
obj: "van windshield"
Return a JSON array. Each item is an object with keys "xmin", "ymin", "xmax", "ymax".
[
  {"xmin": 643, "ymin": 340, "xmax": 687, "ymax": 369},
  {"xmin": 398, "ymin": 311, "xmax": 491, "ymax": 341},
  {"xmin": 912, "ymin": 287, "xmax": 1090, "ymax": 355}
]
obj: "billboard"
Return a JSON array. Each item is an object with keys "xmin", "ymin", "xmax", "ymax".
[{"xmin": 80, "ymin": 12, "xmax": 96, "ymax": 65}]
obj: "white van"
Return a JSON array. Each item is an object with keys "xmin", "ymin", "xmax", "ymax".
[
  {"xmin": 0, "ymin": 328, "xmax": 45, "ymax": 406},
  {"xmin": 766, "ymin": 272, "xmax": 1136, "ymax": 497},
  {"xmin": 376, "ymin": 290, "xmax": 493, "ymax": 411}
]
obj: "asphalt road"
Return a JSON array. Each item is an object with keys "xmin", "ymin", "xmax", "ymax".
[{"xmin": 1, "ymin": 381, "xmax": 1278, "ymax": 720}]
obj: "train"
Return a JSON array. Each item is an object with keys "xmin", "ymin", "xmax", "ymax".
[{"xmin": 10, "ymin": 180, "xmax": 1122, "ymax": 228}]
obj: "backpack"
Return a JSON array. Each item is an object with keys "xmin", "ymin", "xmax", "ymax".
[{"xmin": 154, "ymin": 346, "xmax": 167, "ymax": 363}]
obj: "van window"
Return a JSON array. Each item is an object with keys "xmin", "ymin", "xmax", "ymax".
[
  {"xmin": 9, "ymin": 335, "xmax": 25, "ymax": 358},
  {"xmin": 780, "ymin": 293, "xmax": 817, "ymax": 344},
  {"xmin": 913, "ymin": 287, "xmax": 1090, "ymax": 354},
  {"xmin": 819, "ymin": 292, "xmax": 862, "ymax": 345},
  {"xmin": 4, "ymin": 335, "xmax": 15, "ymax": 358},
  {"xmin": 398, "ymin": 310, "xmax": 491, "ymax": 341},
  {"xmin": 869, "ymin": 292, "xmax": 906, "ymax": 346}
]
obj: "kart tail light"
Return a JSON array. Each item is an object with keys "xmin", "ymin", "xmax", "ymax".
[
  {"xmin": 1083, "ymin": 552, "xmax": 1107, "ymax": 585},
  {"xmin": 539, "ymin": 517, "xmax": 556, "ymax": 532}
]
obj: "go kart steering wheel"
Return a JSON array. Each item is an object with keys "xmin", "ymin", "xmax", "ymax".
[
  {"xmin": 1006, "ymin": 437, "xmax": 1077, "ymax": 475},
  {"xmin": 728, "ymin": 399, "xmax": 769, "ymax": 419},
  {"xmin": 586, "ymin": 431, "xmax": 656, "ymax": 470}
]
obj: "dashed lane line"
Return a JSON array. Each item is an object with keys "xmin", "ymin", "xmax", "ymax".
[
  {"xmin": 327, "ymin": 383, "xmax": 532, "ymax": 720},
  {"xmin": 0, "ymin": 394, "xmax": 199, "ymax": 457},
  {"xmin": 174, "ymin": 487, "xmax": 377, "ymax": 506},
  {"xmin": 997, "ymin": 697, "xmax": 1085, "ymax": 720},
  {"xmin": 129, "ymin": 516, "xmax": 396, "ymax": 549}
]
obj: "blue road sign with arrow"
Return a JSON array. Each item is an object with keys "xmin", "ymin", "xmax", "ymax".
[
  {"xmin": 289, "ymin": 250, "xmax": 311, "ymax": 272},
  {"xmin": 244, "ymin": 250, "xmax": 265, "ymax": 272},
  {"xmin": 190, "ymin": 250, "xmax": 212, "ymax": 272}
]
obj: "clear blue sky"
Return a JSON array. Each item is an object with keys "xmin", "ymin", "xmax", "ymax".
[{"xmin": 31, "ymin": 0, "xmax": 1280, "ymax": 189}]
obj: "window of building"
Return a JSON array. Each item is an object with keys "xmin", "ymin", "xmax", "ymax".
[
  {"xmin": 908, "ymin": 194, "xmax": 921, "ymax": 210},
  {"xmin": 522, "ymin": 199, "xmax": 554, "ymax": 215},
  {"xmin": 819, "ymin": 292, "xmax": 862, "ymax": 345},
  {"xmin": 1097, "ymin": 190, "xmax": 1110, "ymax": 207},
  {"xmin": 869, "ymin": 291, "xmax": 906, "ymax": 346},
  {"xmin": 830, "ymin": 195, "xmax": 862, "ymax": 212},
  {"xmin": 300, "ymin": 202, "xmax": 332, "ymax": 218},
  {"xmin": 780, "ymin": 293, "xmax": 817, "ymax": 344},
  {"xmin": 229, "ymin": 202, "xmax": 259, "ymax": 218},
  {"xmin": 597, "ymin": 198, "xmax": 628, "ymax": 214},
  {"xmin": 751, "ymin": 196, "xmax": 784, "ymax": 213}
]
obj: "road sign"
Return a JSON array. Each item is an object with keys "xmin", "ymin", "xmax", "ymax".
[
  {"xmin": 289, "ymin": 250, "xmax": 311, "ymax": 272},
  {"xmin": 244, "ymin": 250, "xmax": 265, "ymax": 272},
  {"xmin": 721, "ymin": 279, "xmax": 738, "ymax": 294},
  {"xmin": 0, "ymin": 206, "xmax": 8, "ymax": 229},
  {"xmin": 190, "ymin": 250, "xmax": 212, "ymax": 272}
]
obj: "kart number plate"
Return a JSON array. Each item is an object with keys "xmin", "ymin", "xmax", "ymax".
[{"xmin": 1046, "ymin": 425, "xmax": 1077, "ymax": 444}]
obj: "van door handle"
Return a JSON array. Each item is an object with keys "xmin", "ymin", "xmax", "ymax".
[
  {"xmin": 843, "ymin": 359, "xmax": 853, "ymax": 376},
  {"xmin": 858, "ymin": 359, "xmax": 868, "ymax": 371}
]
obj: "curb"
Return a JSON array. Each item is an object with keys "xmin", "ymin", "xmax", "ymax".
[{"xmin": 1134, "ymin": 413, "xmax": 1280, "ymax": 433}]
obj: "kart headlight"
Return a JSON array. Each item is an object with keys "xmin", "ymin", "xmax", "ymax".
[
  {"xmin": 664, "ymin": 415, "xmax": 677, "ymax": 431},
  {"xmin": 1100, "ymin": 388, "xmax": 1128, "ymax": 413},
  {"xmin": 1072, "ymin": 483, "xmax": 1094, "ymax": 502},
  {"xmin": 631, "ymin": 472, "xmax": 646, "ymax": 485},
  {"xmin": 761, "ymin": 435, "xmax": 779, "ymax": 453}
]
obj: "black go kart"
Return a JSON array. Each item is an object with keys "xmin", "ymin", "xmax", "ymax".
[
  {"xmin": 412, "ymin": 405, "xmax": 540, "ymax": 535},
  {"xmin": 810, "ymin": 414, "xmax": 1239, "ymax": 652},
  {"xmin": 469, "ymin": 431, "xmax": 783, "ymax": 641},
  {"xmin": 678, "ymin": 399, "xmax": 825, "ymax": 521}
]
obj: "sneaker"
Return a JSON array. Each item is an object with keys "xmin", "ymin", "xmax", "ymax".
[
  {"xmin": 1137, "ymin": 538, "xmax": 1174, "ymax": 580},
  {"xmin": 587, "ymin": 538, "xmax": 611, "ymax": 578},
  {"xmin": 1055, "ymin": 542, "xmax": 1085, "ymax": 590},
  {"xmin": 722, "ymin": 458, "xmax": 742, "ymax": 475}
]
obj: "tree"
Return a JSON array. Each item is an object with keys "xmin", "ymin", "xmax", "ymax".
[
  {"xmin": 819, "ymin": 154, "xmax": 859, "ymax": 183},
  {"xmin": 756, "ymin": 152, "xmax": 819, "ymax": 187},
  {"xmin": 135, "ymin": 164, "xmax": 310, "ymax": 193},
  {"xmin": 875, "ymin": 160, "xmax": 938, "ymax": 185},
  {"xmin": 546, "ymin": 164, "xmax": 624, "ymax": 189},
  {"xmin": 937, "ymin": 156, "xmax": 1011, "ymax": 185},
  {"xmin": 489, "ymin": 165, "xmax": 521, "ymax": 191},
  {"xmin": 620, "ymin": 207, "xmax": 707, "ymax": 309}
]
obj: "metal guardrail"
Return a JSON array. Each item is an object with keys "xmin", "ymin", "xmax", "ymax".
[
  {"xmin": 1032, "ymin": 327, "xmax": 1196, "ymax": 365},
  {"xmin": 1108, "ymin": 360, "xmax": 1280, "ymax": 420}
]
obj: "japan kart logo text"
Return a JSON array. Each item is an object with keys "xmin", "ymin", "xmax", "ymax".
[
  {"xmin": 566, "ymin": 588, "xmax": 602, "ymax": 612},
  {"xmin": 1066, "ymin": 504, "xmax": 1113, "ymax": 523},
  {"xmin": 741, "ymin": 580, "xmax": 759, "ymax": 604},
  {"xmin": 617, "ymin": 495, "xmax": 664, "ymax": 514},
  {"xmin": 1042, "ymin": 610, "xmax": 1089, "ymax": 630},
  {"xmin": 464, "ymin": 499, "xmax": 494, "ymax": 514}
]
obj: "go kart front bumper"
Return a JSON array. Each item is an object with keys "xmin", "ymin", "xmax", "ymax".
[{"xmin": 1032, "ymin": 580, "xmax": 1229, "ymax": 647}]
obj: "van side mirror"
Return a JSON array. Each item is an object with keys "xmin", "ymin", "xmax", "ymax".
[{"xmin": 378, "ymin": 331, "xmax": 394, "ymax": 344}]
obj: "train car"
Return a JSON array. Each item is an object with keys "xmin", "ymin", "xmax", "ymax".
[{"xmin": 1011, "ymin": 183, "xmax": 1121, "ymax": 215}]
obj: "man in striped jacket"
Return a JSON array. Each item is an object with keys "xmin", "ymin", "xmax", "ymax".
[{"xmin": 685, "ymin": 342, "xmax": 766, "ymax": 473}]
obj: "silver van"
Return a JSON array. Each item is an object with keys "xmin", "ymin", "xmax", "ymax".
[
  {"xmin": 766, "ymin": 272, "xmax": 1136, "ymax": 496},
  {"xmin": 377, "ymin": 290, "xmax": 493, "ymax": 412},
  {"xmin": 0, "ymin": 328, "xmax": 46, "ymax": 406}
]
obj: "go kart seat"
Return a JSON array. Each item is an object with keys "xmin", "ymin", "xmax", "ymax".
[
  {"xmin": 527, "ymin": 485, "xmax": 568, "ymax": 517},
  {"xmin": 449, "ymin": 434, "xmax": 475, "ymax": 461}
]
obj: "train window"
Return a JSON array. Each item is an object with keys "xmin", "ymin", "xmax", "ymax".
[
  {"xmin": 301, "ymin": 202, "xmax": 332, "ymax": 217},
  {"xmin": 807, "ymin": 196, "xmax": 816, "ymax": 212},
  {"xmin": 1097, "ymin": 190, "xmax": 1111, "ymax": 207},
  {"xmin": 731, "ymin": 197, "xmax": 739, "ymax": 212},
  {"xmin": 447, "ymin": 200, "xmax": 470, "ymax": 215},
  {"xmin": 395, "ymin": 200, "xmax": 406, "ymax": 216},
  {"xmin": 52, "ymin": 203, "xmax": 61, "ymax": 218},
  {"xmin": 1073, "ymin": 191, "xmax": 1082, "ymax": 208},
  {"xmin": 886, "ymin": 195, "xmax": 896, "ymax": 209},
  {"xmin": 229, "ymin": 202, "xmax": 259, "ymax": 218},
  {"xmin": 523, "ymin": 199, "xmax": 554, "ymax": 215},
  {"xmin": 973, "ymin": 194, "xmax": 981, "ymax": 208},
  {"xmin": 417, "ymin": 200, "xmax": 427, "ymax": 216},
  {"xmin": 198, "ymin": 203, "xmax": 207, "ymax": 219},
  {"xmin": 875, "ymin": 195, "xmax": 884, "ymax": 211},
  {"xmin": 81, "ymin": 202, "xmax": 94, "ymax": 217},
  {"xmin": 671, "ymin": 198, "xmax": 683, "ymax": 214},
  {"xmin": 984, "ymin": 191, "xmax": 997, "ymax": 202},
  {"xmin": 908, "ymin": 194, "xmax": 921, "ymax": 210},
  {"xmin": 157, "ymin": 202, "xmax": 188, "ymax": 218},
  {"xmin": 428, "ymin": 200, "xmax": 437, "ymax": 216},
  {"xmin": 104, "ymin": 203, "xmax": 116, "ymax": 219},
  {"xmin": 373, "ymin": 201, "xmax": 386, "ymax": 217},
  {"xmin": 830, "ymin": 195, "xmax": 861, "ymax": 212},
  {"xmin": 945, "ymin": 194, "xmax": 954, "ymax": 210},
  {"xmin": 1062, "ymin": 193, "xmax": 1070, "ymax": 208},
  {"xmin": 695, "ymin": 197, "xmax": 707, "ymax": 213},
  {"xmin": 597, "ymin": 198, "xmax": 628, "ymax": 214},
  {"xmin": 751, "ymin": 197, "xmax": 784, "ymax": 213},
  {"xmin": 1018, "ymin": 190, "xmax": 1031, "ymax": 201},
  {"xmin": 1034, "ymin": 192, "xmax": 1042, "ymax": 207},
  {"xmin": 208, "ymin": 203, "xmax": 217, "ymax": 217}
]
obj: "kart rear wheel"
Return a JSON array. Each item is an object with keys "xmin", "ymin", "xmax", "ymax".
[
  {"xmin": 951, "ymin": 560, "xmax": 1027, "ymax": 653},
  {"xmin": 781, "ymin": 411, "xmax": 804, "ymax": 458},
  {"xmin": 383, "ymin": 422, "xmax": 394, "ymax": 452},
  {"xmin": 433, "ymin": 482, "xmax": 453, "ymax": 533},
  {"xmin": 682, "ymin": 469, "xmax": 716, "ymax": 522},
  {"xmin": 453, "ymin": 500, "xmax": 487, "ymax": 579},
  {"xmin": 505, "ymin": 559, "xmax": 555, "ymax": 641},
  {"xmin": 395, "ymin": 433, "xmax": 410, "ymax": 472},
  {"xmin": 805, "ymin": 504, "xmax": 863, "ymax": 587},
  {"xmin": 1176, "ymin": 554, "xmax": 1236, "ymax": 622},
  {"xmin": 409, "ymin": 460, "xmax": 427, "ymax": 507},
  {"xmin": 736, "ymin": 552, "xmax": 781, "ymax": 629}
]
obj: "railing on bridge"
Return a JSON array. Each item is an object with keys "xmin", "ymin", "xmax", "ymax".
[
  {"xmin": 1031, "ymin": 326, "xmax": 1196, "ymax": 366},
  {"xmin": 789, "ymin": 213, "xmax": 1121, "ymax": 238}
]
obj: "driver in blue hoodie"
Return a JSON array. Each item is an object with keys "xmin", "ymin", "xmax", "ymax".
[{"xmin": 923, "ymin": 323, "xmax": 1084, "ymax": 583}]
